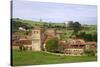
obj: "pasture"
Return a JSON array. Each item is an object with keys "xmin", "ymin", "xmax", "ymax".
[{"xmin": 12, "ymin": 50, "xmax": 97, "ymax": 66}]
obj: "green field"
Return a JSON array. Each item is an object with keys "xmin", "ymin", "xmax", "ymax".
[{"xmin": 12, "ymin": 50, "xmax": 97, "ymax": 66}]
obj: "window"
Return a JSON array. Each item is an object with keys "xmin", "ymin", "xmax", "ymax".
[
  {"xmin": 36, "ymin": 31, "xmax": 38, "ymax": 34},
  {"xmin": 33, "ymin": 31, "xmax": 38, "ymax": 34}
]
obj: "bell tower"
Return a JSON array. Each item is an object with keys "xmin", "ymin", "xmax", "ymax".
[{"xmin": 32, "ymin": 28, "xmax": 41, "ymax": 51}]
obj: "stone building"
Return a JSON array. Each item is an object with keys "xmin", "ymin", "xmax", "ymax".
[
  {"xmin": 59, "ymin": 39, "xmax": 97, "ymax": 56},
  {"xmin": 12, "ymin": 28, "xmax": 46, "ymax": 51},
  {"xmin": 31, "ymin": 28, "xmax": 42, "ymax": 51},
  {"xmin": 59, "ymin": 39, "xmax": 86, "ymax": 56},
  {"xmin": 85, "ymin": 42, "xmax": 97, "ymax": 50},
  {"xmin": 12, "ymin": 34, "xmax": 32, "ymax": 50}
]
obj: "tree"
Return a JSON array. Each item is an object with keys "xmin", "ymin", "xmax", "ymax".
[
  {"xmin": 84, "ymin": 34, "xmax": 93, "ymax": 41},
  {"xmin": 68, "ymin": 21, "xmax": 81, "ymax": 38},
  {"xmin": 19, "ymin": 44, "xmax": 28, "ymax": 51},
  {"xmin": 19, "ymin": 44, "xmax": 24, "ymax": 51},
  {"xmin": 77, "ymin": 31, "xmax": 86, "ymax": 39},
  {"xmin": 92, "ymin": 32, "xmax": 97, "ymax": 42},
  {"xmin": 67, "ymin": 21, "xmax": 74, "ymax": 30},
  {"xmin": 84, "ymin": 49, "xmax": 96, "ymax": 56},
  {"xmin": 45, "ymin": 38, "xmax": 59, "ymax": 53},
  {"xmin": 12, "ymin": 18, "xmax": 33, "ymax": 32},
  {"xmin": 72, "ymin": 22, "xmax": 81, "ymax": 35}
]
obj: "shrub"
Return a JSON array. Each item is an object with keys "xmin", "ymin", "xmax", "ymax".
[
  {"xmin": 19, "ymin": 45, "xmax": 24, "ymax": 51},
  {"xmin": 19, "ymin": 45, "xmax": 28, "ymax": 51},
  {"xmin": 84, "ymin": 49, "xmax": 96, "ymax": 56},
  {"xmin": 45, "ymin": 38, "xmax": 59, "ymax": 53}
]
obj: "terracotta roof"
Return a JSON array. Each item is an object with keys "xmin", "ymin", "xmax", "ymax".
[
  {"xmin": 56, "ymin": 30, "xmax": 63, "ymax": 34},
  {"xmin": 12, "ymin": 44, "xmax": 19, "ymax": 46},
  {"xmin": 86, "ymin": 42, "xmax": 96, "ymax": 45},
  {"xmin": 19, "ymin": 40, "xmax": 32, "ymax": 45},
  {"xmin": 59, "ymin": 39, "xmax": 97, "ymax": 49},
  {"xmin": 59, "ymin": 39, "xmax": 86, "ymax": 49},
  {"xmin": 67, "ymin": 39, "xmax": 86, "ymax": 45}
]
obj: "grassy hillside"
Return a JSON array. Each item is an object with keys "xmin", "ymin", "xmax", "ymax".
[
  {"xmin": 12, "ymin": 18, "xmax": 65, "ymax": 27},
  {"xmin": 12, "ymin": 50, "xmax": 97, "ymax": 66},
  {"xmin": 13, "ymin": 18, "xmax": 43, "ymax": 26}
]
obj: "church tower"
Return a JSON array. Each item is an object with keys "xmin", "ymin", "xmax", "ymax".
[{"xmin": 32, "ymin": 28, "xmax": 41, "ymax": 51}]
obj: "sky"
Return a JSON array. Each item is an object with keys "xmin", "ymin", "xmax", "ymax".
[{"xmin": 13, "ymin": 0, "xmax": 97, "ymax": 25}]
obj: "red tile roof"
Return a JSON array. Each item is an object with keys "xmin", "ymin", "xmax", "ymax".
[{"xmin": 19, "ymin": 40, "xmax": 32, "ymax": 45}]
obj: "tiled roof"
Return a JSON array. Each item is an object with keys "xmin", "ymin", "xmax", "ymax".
[
  {"xmin": 19, "ymin": 40, "xmax": 32, "ymax": 45},
  {"xmin": 86, "ymin": 42, "xmax": 96, "ymax": 45}
]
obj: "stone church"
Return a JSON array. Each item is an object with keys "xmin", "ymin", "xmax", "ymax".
[{"xmin": 31, "ymin": 28, "xmax": 42, "ymax": 51}]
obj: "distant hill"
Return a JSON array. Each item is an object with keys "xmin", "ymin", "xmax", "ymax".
[{"xmin": 12, "ymin": 18, "xmax": 66, "ymax": 27}]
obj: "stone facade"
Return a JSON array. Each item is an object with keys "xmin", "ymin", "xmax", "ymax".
[
  {"xmin": 32, "ymin": 29, "xmax": 42, "ymax": 51},
  {"xmin": 64, "ymin": 48, "xmax": 84, "ymax": 56}
]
